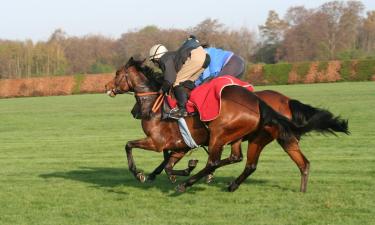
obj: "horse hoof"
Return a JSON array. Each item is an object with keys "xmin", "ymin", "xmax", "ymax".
[
  {"xmin": 227, "ymin": 181, "xmax": 239, "ymax": 192},
  {"xmin": 147, "ymin": 174, "xmax": 156, "ymax": 182},
  {"xmin": 205, "ymin": 174, "xmax": 214, "ymax": 184},
  {"xmin": 188, "ymin": 159, "xmax": 198, "ymax": 168},
  {"xmin": 169, "ymin": 175, "xmax": 177, "ymax": 183},
  {"xmin": 136, "ymin": 172, "xmax": 146, "ymax": 183},
  {"xmin": 176, "ymin": 184, "xmax": 186, "ymax": 193}
]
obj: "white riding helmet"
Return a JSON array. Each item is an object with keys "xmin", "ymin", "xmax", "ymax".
[{"xmin": 149, "ymin": 44, "xmax": 168, "ymax": 61}]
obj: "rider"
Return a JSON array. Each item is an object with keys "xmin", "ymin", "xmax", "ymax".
[
  {"xmin": 195, "ymin": 47, "xmax": 245, "ymax": 86},
  {"xmin": 149, "ymin": 36, "xmax": 210, "ymax": 118}
]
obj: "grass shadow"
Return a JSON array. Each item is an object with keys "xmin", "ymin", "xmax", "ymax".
[
  {"xmin": 40, "ymin": 166, "xmax": 293, "ymax": 196},
  {"xmin": 40, "ymin": 166, "xmax": 176, "ymax": 194}
]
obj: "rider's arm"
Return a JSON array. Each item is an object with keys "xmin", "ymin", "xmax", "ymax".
[{"xmin": 159, "ymin": 56, "xmax": 177, "ymax": 93}]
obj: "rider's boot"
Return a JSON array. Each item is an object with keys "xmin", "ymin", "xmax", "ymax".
[{"xmin": 170, "ymin": 85, "xmax": 188, "ymax": 119}]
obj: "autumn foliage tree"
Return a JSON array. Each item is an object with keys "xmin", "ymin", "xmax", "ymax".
[
  {"xmin": 0, "ymin": 20, "xmax": 256, "ymax": 79},
  {"xmin": 1, "ymin": 1, "xmax": 375, "ymax": 79},
  {"xmin": 254, "ymin": 10, "xmax": 288, "ymax": 63}
]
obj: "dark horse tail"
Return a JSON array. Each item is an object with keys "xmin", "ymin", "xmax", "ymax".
[
  {"xmin": 258, "ymin": 99, "xmax": 300, "ymax": 141},
  {"xmin": 258, "ymin": 98, "xmax": 349, "ymax": 141},
  {"xmin": 288, "ymin": 99, "xmax": 349, "ymax": 138}
]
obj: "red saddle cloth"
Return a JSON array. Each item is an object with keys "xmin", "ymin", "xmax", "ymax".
[{"xmin": 167, "ymin": 75, "xmax": 254, "ymax": 121}]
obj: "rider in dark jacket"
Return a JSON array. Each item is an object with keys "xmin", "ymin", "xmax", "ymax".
[{"xmin": 149, "ymin": 37, "xmax": 209, "ymax": 118}]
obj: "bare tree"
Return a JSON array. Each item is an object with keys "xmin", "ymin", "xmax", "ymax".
[{"xmin": 359, "ymin": 11, "xmax": 375, "ymax": 54}]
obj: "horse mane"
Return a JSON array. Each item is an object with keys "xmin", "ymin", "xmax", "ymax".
[{"xmin": 125, "ymin": 57, "xmax": 163, "ymax": 89}]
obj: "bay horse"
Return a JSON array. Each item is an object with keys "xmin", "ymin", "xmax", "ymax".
[{"xmin": 105, "ymin": 57, "xmax": 349, "ymax": 192}]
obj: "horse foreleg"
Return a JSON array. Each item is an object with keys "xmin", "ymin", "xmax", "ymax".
[
  {"xmin": 228, "ymin": 132, "xmax": 273, "ymax": 192},
  {"xmin": 147, "ymin": 150, "xmax": 171, "ymax": 182},
  {"xmin": 202, "ymin": 140, "xmax": 243, "ymax": 184},
  {"xmin": 164, "ymin": 151, "xmax": 199, "ymax": 183},
  {"xmin": 216, "ymin": 140, "xmax": 243, "ymax": 166},
  {"xmin": 277, "ymin": 137, "xmax": 310, "ymax": 192},
  {"xmin": 125, "ymin": 137, "xmax": 157, "ymax": 182},
  {"xmin": 176, "ymin": 141, "xmax": 223, "ymax": 193}
]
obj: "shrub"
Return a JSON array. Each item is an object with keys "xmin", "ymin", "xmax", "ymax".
[
  {"xmin": 72, "ymin": 74, "xmax": 85, "ymax": 94},
  {"xmin": 339, "ymin": 60, "xmax": 352, "ymax": 81},
  {"xmin": 295, "ymin": 62, "xmax": 311, "ymax": 79},
  {"xmin": 356, "ymin": 60, "xmax": 375, "ymax": 81},
  {"xmin": 325, "ymin": 61, "xmax": 342, "ymax": 82},
  {"xmin": 263, "ymin": 63, "xmax": 292, "ymax": 85},
  {"xmin": 318, "ymin": 61, "xmax": 328, "ymax": 72},
  {"xmin": 304, "ymin": 62, "xmax": 319, "ymax": 83},
  {"xmin": 246, "ymin": 64, "xmax": 265, "ymax": 85}
]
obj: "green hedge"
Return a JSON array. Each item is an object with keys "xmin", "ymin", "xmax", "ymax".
[
  {"xmin": 356, "ymin": 60, "xmax": 375, "ymax": 81},
  {"xmin": 318, "ymin": 61, "xmax": 328, "ymax": 72},
  {"xmin": 72, "ymin": 74, "xmax": 85, "ymax": 94},
  {"xmin": 263, "ymin": 63, "xmax": 292, "ymax": 84},
  {"xmin": 294, "ymin": 62, "xmax": 311, "ymax": 80},
  {"xmin": 339, "ymin": 60, "xmax": 352, "ymax": 80},
  {"xmin": 248, "ymin": 59, "xmax": 375, "ymax": 85}
]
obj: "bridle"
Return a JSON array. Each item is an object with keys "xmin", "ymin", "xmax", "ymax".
[
  {"xmin": 111, "ymin": 69, "xmax": 131, "ymax": 95},
  {"xmin": 113, "ymin": 67, "xmax": 164, "ymax": 113}
]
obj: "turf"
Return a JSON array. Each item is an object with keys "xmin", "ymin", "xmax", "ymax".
[{"xmin": 0, "ymin": 82, "xmax": 374, "ymax": 225}]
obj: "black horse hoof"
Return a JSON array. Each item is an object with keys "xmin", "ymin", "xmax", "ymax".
[
  {"xmin": 169, "ymin": 175, "xmax": 177, "ymax": 183},
  {"xmin": 188, "ymin": 159, "xmax": 198, "ymax": 168},
  {"xmin": 227, "ymin": 181, "xmax": 239, "ymax": 192},
  {"xmin": 147, "ymin": 174, "xmax": 156, "ymax": 182},
  {"xmin": 176, "ymin": 183, "xmax": 186, "ymax": 193},
  {"xmin": 205, "ymin": 174, "xmax": 214, "ymax": 184},
  {"xmin": 136, "ymin": 172, "xmax": 146, "ymax": 183}
]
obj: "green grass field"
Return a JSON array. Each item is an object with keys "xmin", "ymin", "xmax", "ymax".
[{"xmin": 0, "ymin": 82, "xmax": 374, "ymax": 225}]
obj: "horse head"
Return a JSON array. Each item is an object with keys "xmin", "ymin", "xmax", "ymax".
[
  {"xmin": 105, "ymin": 57, "xmax": 142, "ymax": 96},
  {"xmin": 105, "ymin": 57, "xmax": 162, "ymax": 119}
]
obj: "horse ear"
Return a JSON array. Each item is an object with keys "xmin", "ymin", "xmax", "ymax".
[{"xmin": 125, "ymin": 57, "xmax": 134, "ymax": 68}]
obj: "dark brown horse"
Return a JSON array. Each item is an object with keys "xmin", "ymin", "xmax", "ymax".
[{"xmin": 105, "ymin": 57, "xmax": 349, "ymax": 192}]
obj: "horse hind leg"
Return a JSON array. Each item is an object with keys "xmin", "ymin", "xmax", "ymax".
[
  {"xmin": 277, "ymin": 137, "xmax": 310, "ymax": 192},
  {"xmin": 228, "ymin": 132, "xmax": 273, "ymax": 192}
]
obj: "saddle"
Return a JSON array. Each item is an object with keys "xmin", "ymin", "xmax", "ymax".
[
  {"xmin": 164, "ymin": 75, "xmax": 254, "ymax": 121},
  {"xmin": 131, "ymin": 75, "xmax": 254, "ymax": 121}
]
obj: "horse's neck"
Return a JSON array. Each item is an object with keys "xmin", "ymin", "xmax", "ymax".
[
  {"xmin": 134, "ymin": 85, "xmax": 155, "ymax": 93},
  {"xmin": 132, "ymin": 75, "xmax": 158, "ymax": 93}
]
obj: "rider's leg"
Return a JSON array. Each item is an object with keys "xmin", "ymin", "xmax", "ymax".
[{"xmin": 218, "ymin": 54, "xmax": 245, "ymax": 79}]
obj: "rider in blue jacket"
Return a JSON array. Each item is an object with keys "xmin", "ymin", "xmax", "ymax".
[{"xmin": 195, "ymin": 47, "xmax": 245, "ymax": 86}]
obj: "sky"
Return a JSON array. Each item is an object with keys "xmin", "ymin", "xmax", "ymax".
[{"xmin": 1, "ymin": 0, "xmax": 374, "ymax": 42}]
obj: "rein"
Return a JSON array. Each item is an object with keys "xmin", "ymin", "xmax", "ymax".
[{"xmin": 135, "ymin": 92, "xmax": 164, "ymax": 113}]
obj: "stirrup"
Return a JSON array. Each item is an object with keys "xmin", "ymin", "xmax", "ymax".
[{"xmin": 168, "ymin": 108, "xmax": 188, "ymax": 119}]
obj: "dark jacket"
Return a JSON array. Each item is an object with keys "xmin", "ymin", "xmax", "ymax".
[{"xmin": 158, "ymin": 45, "xmax": 198, "ymax": 90}]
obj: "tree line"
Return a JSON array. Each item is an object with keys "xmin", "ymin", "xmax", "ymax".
[
  {"xmin": 0, "ymin": 0, "xmax": 374, "ymax": 79},
  {"xmin": 256, "ymin": 1, "xmax": 375, "ymax": 63}
]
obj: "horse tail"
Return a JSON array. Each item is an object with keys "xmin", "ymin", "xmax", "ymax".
[
  {"xmin": 288, "ymin": 99, "xmax": 349, "ymax": 137},
  {"xmin": 258, "ymin": 99, "xmax": 299, "ymax": 141}
]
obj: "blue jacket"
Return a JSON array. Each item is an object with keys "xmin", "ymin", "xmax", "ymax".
[{"xmin": 195, "ymin": 47, "xmax": 233, "ymax": 86}]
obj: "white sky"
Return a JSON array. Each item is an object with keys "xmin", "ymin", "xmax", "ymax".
[{"xmin": 1, "ymin": 0, "xmax": 374, "ymax": 41}]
